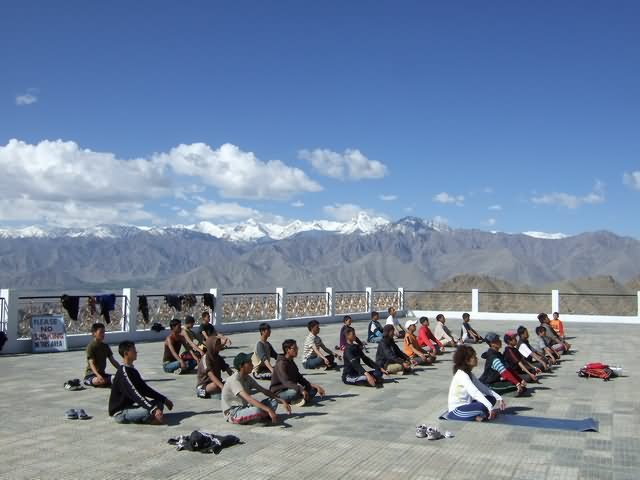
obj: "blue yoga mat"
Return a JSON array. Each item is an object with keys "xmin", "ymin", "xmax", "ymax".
[{"xmin": 439, "ymin": 411, "xmax": 598, "ymax": 432}]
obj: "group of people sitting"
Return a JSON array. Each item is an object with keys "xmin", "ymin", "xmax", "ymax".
[
  {"xmin": 81, "ymin": 308, "xmax": 570, "ymax": 426},
  {"xmin": 447, "ymin": 312, "xmax": 570, "ymax": 422}
]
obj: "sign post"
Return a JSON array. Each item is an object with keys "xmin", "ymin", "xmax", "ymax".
[{"xmin": 31, "ymin": 315, "xmax": 68, "ymax": 353}]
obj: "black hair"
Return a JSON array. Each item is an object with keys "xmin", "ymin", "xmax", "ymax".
[
  {"xmin": 517, "ymin": 325, "xmax": 527, "ymax": 336},
  {"xmin": 537, "ymin": 313, "xmax": 547, "ymax": 322},
  {"xmin": 383, "ymin": 324, "xmax": 395, "ymax": 336},
  {"xmin": 387, "ymin": 306, "xmax": 395, "ymax": 314},
  {"xmin": 344, "ymin": 326, "xmax": 355, "ymax": 337},
  {"xmin": 419, "ymin": 316, "xmax": 429, "ymax": 324},
  {"xmin": 436, "ymin": 314, "xmax": 444, "ymax": 321},
  {"xmin": 343, "ymin": 315, "xmax": 352, "ymax": 323},
  {"xmin": 91, "ymin": 322, "xmax": 105, "ymax": 333},
  {"xmin": 282, "ymin": 339, "xmax": 297, "ymax": 352},
  {"xmin": 371, "ymin": 311, "xmax": 379, "ymax": 319},
  {"xmin": 307, "ymin": 319, "xmax": 320, "ymax": 331},
  {"xmin": 202, "ymin": 311, "xmax": 210, "ymax": 319},
  {"xmin": 453, "ymin": 345, "xmax": 477, "ymax": 374},
  {"xmin": 118, "ymin": 340, "xmax": 135, "ymax": 357},
  {"xmin": 535, "ymin": 326, "xmax": 546, "ymax": 335},
  {"xmin": 462, "ymin": 313, "xmax": 470, "ymax": 320},
  {"xmin": 259, "ymin": 323, "xmax": 271, "ymax": 333},
  {"xmin": 169, "ymin": 318, "xmax": 181, "ymax": 330},
  {"xmin": 184, "ymin": 315, "xmax": 195, "ymax": 325}
]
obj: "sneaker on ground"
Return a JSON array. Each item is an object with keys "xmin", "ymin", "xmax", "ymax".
[
  {"xmin": 291, "ymin": 397, "xmax": 306, "ymax": 408},
  {"xmin": 196, "ymin": 386, "xmax": 210, "ymax": 399},
  {"xmin": 174, "ymin": 368, "xmax": 182, "ymax": 375},
  {"xmin": 415, "ymin": 425, "xmax": 428, "ymax": 438},
  {"xmin": 426, "ymin": 426, "xmax": 443, "ymax": 440}
]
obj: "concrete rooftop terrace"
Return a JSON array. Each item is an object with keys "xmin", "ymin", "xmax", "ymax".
[{"xmin": 1, "ymin": 319, "xmax": 638, "ymax": 480}]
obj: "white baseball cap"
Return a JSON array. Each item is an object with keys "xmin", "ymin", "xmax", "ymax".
[{"xmin": 404, "ymin": 318, "xmax": 418, "ymax": 330}]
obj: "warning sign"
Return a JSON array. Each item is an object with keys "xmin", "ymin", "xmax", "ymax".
[{"xmin": 31, "ymin": 315, "xmax": 67, "ymax": 353}]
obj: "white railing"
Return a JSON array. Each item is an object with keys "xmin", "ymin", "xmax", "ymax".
[{"xmin": 1, "ymin": 286, "xmax": 639, "ymax": 354}]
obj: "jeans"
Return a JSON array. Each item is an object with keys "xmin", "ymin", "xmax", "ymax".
[
  {"xmin": 368, "ymin": 336, "xmax": 383, "ymax": 344},
  {"xmin": 163, "ymin": 359, "xmax": 197, "ymax": 373},
  {"xmin": 113, "ymin": 406, "xmax": 157, "ymax": 424},
  {"xmin": 302, "ymin": 354, "xmax": 334, "ymax": 369},
  {"xmin": 277, "ymin": 387, "xmax": 318, "ymax": 403},
  {"xmin": 447, "ymin": 395, "xmax": 496, "ymax": 421},
  {"xmin": 343, "ymin": 369, "xmax": 382, "ymax": 385},
  {"xmin": 226, "ymin": 398, "xmax": 278, "ymax": 424}
]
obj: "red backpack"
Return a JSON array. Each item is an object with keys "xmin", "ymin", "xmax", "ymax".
[{"xmin": 578, "ymin": 362, "xmax": 616, "ymax": 381}]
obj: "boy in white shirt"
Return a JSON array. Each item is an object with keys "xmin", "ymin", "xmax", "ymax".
[{"xmin": 385, "ymin": 307, "xmax": 405, "ymax": 339}]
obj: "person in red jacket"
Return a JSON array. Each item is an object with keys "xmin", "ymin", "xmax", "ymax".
[{"xmin": 417, "ymin": 317, "xmax": 443, "ymax": 354}]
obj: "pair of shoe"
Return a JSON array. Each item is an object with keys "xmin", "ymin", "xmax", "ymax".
[
  {"xmin": 415, "ymin": 425, "xmax": 444, "ymax": 440},
  {"xmin": 64, "ymin": 379, "xmax": 83, "ymax": 391},
  {"xmin": 65, "ymin": 408, "xmax": 90, "ymax": 420},
  {"xmin": 196, "ymin": 386, "xmax": 210, "ymax": 399},
  {"xmin": 174, "ymin": 368, "xmax": 183, "ymax": 375}
]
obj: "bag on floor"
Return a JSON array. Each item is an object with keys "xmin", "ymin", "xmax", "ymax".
[{"xmin": 578, "ymin": 362, "xmax": 616, "ymax": 381}]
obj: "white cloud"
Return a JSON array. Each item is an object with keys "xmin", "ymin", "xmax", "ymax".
[
  {"xmin": 379, "ymin": 194, "xmax": 397, "ymax": 201},
  {"xmin": 299, "ymin": 148, "xmax": 388, "ymax": 180},
  {"xmin": 16, "ymin": 89, "xmax": 39, "ymax": 106},
  {"xmin": 322, "ymin": 203, "xmax": 385, "ymax": 222},
  {"xmin": 194, "ymin": 201, "xmax": 260, "ymax": 221},
  {"xmin": 158, "ymin": 143, "xmax": 322, "ymax": 200},
  {"xmin": 485, "ymin": 218, "xmax": 497, "ymax": 226},
  {"xmin": 623, "ymin": 171, "xmax": 640, "ymax": 190},
  {"xmin": 531, "ymin": 181, "xmax": 605, "ymax": 209},
  {"xmin": 433, "ymin": 192, "xmax": 465, "ymax": 206},
  {"xmin": 291, "ymin": 201, "xmax": 305, "ymax": 208},
  {"xmin": 488, "ymin": 204, "xmax": 502, "ymax": 211}
]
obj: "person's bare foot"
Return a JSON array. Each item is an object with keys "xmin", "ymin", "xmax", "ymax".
[{"xmin": 475, "ymin": 416, "xmax": 484, "ymax": 422}]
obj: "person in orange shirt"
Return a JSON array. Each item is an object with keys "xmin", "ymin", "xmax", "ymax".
[
  {"xmin": 403, "ymin": 319, "xmax": 435, "ymax": 365},
  {"xmin": 549, "ymin": 312, "xmax": 565, "ymax": 340}
]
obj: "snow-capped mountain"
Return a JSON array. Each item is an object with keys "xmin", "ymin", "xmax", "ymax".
[
  {"xmin": 0, "ymin": 212, "xmax": 393, "ymax": 242},
  {"xmin": 522, "ymin": 231, "xmax": 569, "ymax": 240}
]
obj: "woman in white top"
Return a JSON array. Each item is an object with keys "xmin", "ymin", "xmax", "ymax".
[{"xmin": 447, "ymin": 345, "xmax": 505, "ymax": 421}]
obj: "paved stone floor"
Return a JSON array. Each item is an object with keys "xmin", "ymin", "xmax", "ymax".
[{"xmin": 1, "ymin": 319, "xmax": 638, "ymax": 480}]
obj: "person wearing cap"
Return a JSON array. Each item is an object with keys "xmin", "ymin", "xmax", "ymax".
[
  {"xmin": 417, "ymin": 317, "xmax": 444, "ymax": 354},
  {"xmin": 403, "ymin": 319, "xmax": 435, "ymax": 365},
  {"xmin": 502, "ymin": 331, "xmax": 540, "ymax": 382},
  {"xmin": 433, "ymin": 314, "xmax": 459, "ymax": 347},
  {"xmin": 375, "ymin": 324, "xmax": 412, "ymax": 375},
  {"xmin": 221, "ymin": 352, "xmax": 292, "ymax": 424},
  {"xmin": 270, "ymin": 339, "xmax": 326, "ymax": 406},
  {"xmin": 479, "ymin": 332, "xmax": 527, "ymax": 395}
]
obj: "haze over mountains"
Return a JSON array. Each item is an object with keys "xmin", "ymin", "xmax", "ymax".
[{"xmin": 0, "ymin": 215, "xmax": 638, "ymax": 293}]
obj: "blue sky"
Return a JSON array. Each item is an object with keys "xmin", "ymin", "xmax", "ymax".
[{"xmin": 1, "ymin": 1, "xmax": 639, "ymax": 236}]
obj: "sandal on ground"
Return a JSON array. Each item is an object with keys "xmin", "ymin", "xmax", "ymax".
[{"xmin": 65, "ymin": 409, "xmax": 78, "ymax": 420}]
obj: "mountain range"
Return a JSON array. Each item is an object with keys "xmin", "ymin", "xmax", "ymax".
[{"xmin": 0, "ymin": 215, "xmax": 638, "ymax": 293}]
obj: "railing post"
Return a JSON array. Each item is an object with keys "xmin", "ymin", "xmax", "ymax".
[
  {"xmin": 551, "ymin": 289, "xmax": 560, "ymax": 313},
  {"xmin": 276, "ymin": 287, "xmax": 287, "ymax": 321},
  {"xmin": 210, "ymin": 288, "xmax": 222, "ymax": 326},
  {"xmin": 366, "ymin": 287, "xmax": 373, "ymax": 312},
  {"xmin": 637, "ymin": 291, "xmax": 640, "ymax": 317},
  {"xmin": 397, "ymin": 287, "xmax": 405, "ymax": 311},
  {"xmin": 472, "ymin": 289, "xmax": 479, "ymax": 314},
  {"xmin": 1, "ymin": 289, "xmax": 21, "ymax": 354},
  {"xmin": 325, "ymin": 287, "xmax": 335, "ymax": 317},
  {"xmin": 122, "ymin": 288, "xmax": 137, "ymax": 334}
]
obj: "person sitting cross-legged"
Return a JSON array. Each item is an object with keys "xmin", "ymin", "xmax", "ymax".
[
  {"xmin": 417, "ymin": 317, "xmax": 443, "ymax": 354},
  {"xmin": 163, "ymin": 319, "xmax": 197, "ymax": 374},
  {"xmin": 403, "ymin": 319, "xmax": 435, "ymax": 365},
  {"xmin": 196, "ymin": 337, "xmax": 233, "ymax": 399},
  {"xmin": 221, "ymin": 353, "xmax": 292, "ymax": 425},
  {"xmin": 447, "ymin": 345, "xmax": 505, "ymax": 422},
  {"xmin": 342, "ymin": 327, "xmax": 383, "ymax": 387},
  {"xmin": 503, "ymin": 331, "xmax": 540, "ymax": 383},
  {"xmin": 461, "ymin": 313, "xmax": 484, "ymax": 343},
  {"xmin": 516, "ymin": 326, "xmax": 552, "ymax": 371},
  {"xmin": 84, "ymin": 322, "xmax": 119, "ymax": 387},
  {"xmin": 479, "ymin": 332, "xmax": 527, "ymax": 395},
  {"xmin": 109, "ymin": 341, "xmax": 174, "ymax": 424},
  {"xmin": 433, "ymin": 314, "xmax": 459, "ymax": 347},
  {"xmin": 252, "ymin": 323, "xmax": 278, "ymax": 380},
  {"xmin": 367, "ymin": 311, "xmax": 384, "ymax": 344},
  {"xmin": 302, "ymin": 320, "xmax": 336, "ymax": 370},
  {"xmin": 376, "ymin": 325, "xmax": 412, "ymax": 375},
  {"xmin": 270, "ymin": 339, "xmax": 326, "ymax": 407}
]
